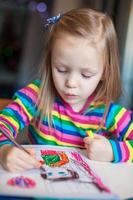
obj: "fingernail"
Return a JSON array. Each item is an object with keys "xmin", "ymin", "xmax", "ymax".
[
  {"xmin": 36, "ymin": 161, "xmax": 44, "ymax": 168},
  {"xmin": 39, "ymin": 160, "xmax": 44, "ymax": 165}
]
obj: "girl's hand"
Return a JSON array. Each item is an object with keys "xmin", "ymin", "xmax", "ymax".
[
  {"xmin": 0, "ymin": 145, "xmax": 40, "ymax": 172},
  {"xmin": 83, "ymin": 134, "xmax": 114, "ymax": 162}
]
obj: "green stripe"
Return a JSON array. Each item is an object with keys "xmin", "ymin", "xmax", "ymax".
[
  {"xmin": 53, "ymin": 115, "xmax": 75, "ymax": 126},
  {"xmin": 0, "ymin": 110, "xmax": 21, "ymax": 128}
]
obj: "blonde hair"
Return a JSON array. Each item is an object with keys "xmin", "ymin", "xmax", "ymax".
[{"xmin": 37, "ymin": 8, "xmax": 121, "ymax": 127}]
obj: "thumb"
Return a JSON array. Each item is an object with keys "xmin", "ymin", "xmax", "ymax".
[
  {"xmin": 83, "ymin": 136, "xmax": 93, "ymax": 145},
  {"xmin": 93, "ymin": 133, "xmax": 104, "ymax": 139}
]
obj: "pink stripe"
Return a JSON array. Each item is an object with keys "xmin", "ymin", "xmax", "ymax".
[
  {"xmin": 54, "ymin": 103, "xmax": 101, "ymax": 125},
  {"xmin": 79, "ymin": 94, "xmax": 95, "ymax": 114},
  {"xmin": 120, "ymin": 142, "xmax": 129, "ymax": 162},
  {"xmin": 127, "ymin": 131, "xmax": 133, "ymax": 139},
  {"xmin": 0, "ymin": 134, "xmax": 7, "ymax": 140},
  {"xmin": 21, "ymin": 87, "xmax": 38, "ymax": 103},
  {"xmin": 39, "ymin": 124, "xmax": 84, "ymax": 146},
  {"xmin": 0, "ymin": 124, "xmax": 14, "ymax": 140},
  {"xmin": 8, "ymin": 102, "xmax": 30, "ymax": 125},
  {"xmin": 0, "ymin": 117, "xmax": 17, "ymax": 134},
  {"xmin": 120, "ymin": 142, "xmax": 127, "ymax": 162},
  {"xmin": 117, "ymin": 112, "xmax": 130, "ymax": 133}
]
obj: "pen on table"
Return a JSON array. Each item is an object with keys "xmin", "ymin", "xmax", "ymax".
[{"xmin": 0, "ymin": 127, "xmax": 45, "ymax": 171}]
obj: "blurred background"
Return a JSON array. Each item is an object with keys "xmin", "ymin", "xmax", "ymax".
[{"xmin": 0, "ymin": 0, "xmax": 133, "ymax": 109}]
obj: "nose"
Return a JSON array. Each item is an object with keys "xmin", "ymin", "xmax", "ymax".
[{"xmin": 65, "ymin": 74, "xmax": 77, "ymax": 88}]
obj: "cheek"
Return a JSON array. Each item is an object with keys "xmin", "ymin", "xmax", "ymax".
[
  {"xmin": 52, "ymin": 69, "xmax": 58, "ymax": 83},
  {"xmin": 82, "ymin": 77, "xmax": 101, "ymax": 93},
  {"xmin": 91, "ymin": 74, "xmax": 102, "ymax": 86},
  {"xmin": 52, "ymin": 72, "xmax": 64, "ymax": 90},
  {"xmin": 52, "ymin": 75, "xmax": 59, "ymax": 87}
]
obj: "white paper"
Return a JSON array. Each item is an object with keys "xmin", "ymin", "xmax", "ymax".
[{"xmin": 0, "ymin": 145, "xmax": 119, "ymax": 199}]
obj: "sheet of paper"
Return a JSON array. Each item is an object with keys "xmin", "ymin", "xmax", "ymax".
[{"xmin": 0, "ymin": 145, "xmax": 119, "ymax": 199}]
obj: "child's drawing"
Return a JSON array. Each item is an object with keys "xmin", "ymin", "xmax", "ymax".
[
  {"xmin": 0, "ymin": 147, "xmax": 117, "ymax": 200},
  {"xmin": 40, "ymin": 150, "xmax": 69, "ymax": 167},
  {"xmin": 41, "ymin": 168, "xmax": 79, "ymax": 181},
  {"xmin": 40, "ymin": 150, "xmax": 79, "ymax": 181}
]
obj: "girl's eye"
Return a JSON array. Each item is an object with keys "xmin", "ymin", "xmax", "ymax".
[
  {"xmin": 57, "ymin": 68, "xmax": 67, "ymax": 73},
  {"xmin": 82, "ymin": 74, "xmax": 91, "ymax": 78}
]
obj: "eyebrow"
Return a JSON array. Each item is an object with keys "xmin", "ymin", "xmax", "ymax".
[
  {"xmin": 81, "ymin": 67, "xmax": 98, "ymax": 73},
  {"xmin": 53, "ymin": 61, "xmax": 68, "ymax": 67}
]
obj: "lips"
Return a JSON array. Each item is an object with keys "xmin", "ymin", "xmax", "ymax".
[
  {"xmin": 64, "ymin": 93, "xmax": 78, "ymax": 99},
  {"xmin": 64, "ymin": 93, "xmax": 76, "ymax": 96}
]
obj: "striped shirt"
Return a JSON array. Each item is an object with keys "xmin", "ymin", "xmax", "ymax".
[{"xmin": 0, "ymin": 80, "xmax": 133, "ymax": 162}]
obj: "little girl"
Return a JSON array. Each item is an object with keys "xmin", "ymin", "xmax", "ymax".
[{"xmin": 0, "ymin": 8, "xmax": 133, "ymax": 172}]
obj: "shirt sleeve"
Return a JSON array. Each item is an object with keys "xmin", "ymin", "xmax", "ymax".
[
  {"xmin": 106, "ymin": 103, "xmax": 133, "ymax": 162},
  {"xmin": 0, "ymin": 80, "xmax": 40, "ymax": 146}
]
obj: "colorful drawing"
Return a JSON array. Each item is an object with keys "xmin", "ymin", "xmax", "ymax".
[
  {"xmin": 7, "ymin": 176, "xmax": 36, "ymax": 188},
  {"xmin": 41, "ymin": 168, "xmax": 79, "ymax": 181},
  {"xmin": 71, "ymin": 152, "xmax": 111, "ymax": 193},
  {"xmin": 40, "ymin": 150, "xmax": 69, "ymax": 167}
]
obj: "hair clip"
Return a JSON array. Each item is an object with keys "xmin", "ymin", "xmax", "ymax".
[{"xmin": 45, "ymin": 13, "xmax": 61, "ymax": 28}]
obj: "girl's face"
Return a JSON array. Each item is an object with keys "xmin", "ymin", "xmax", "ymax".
[{"xmin": 51, "ymin": 34, "xmax": 104, "ymax": 112}]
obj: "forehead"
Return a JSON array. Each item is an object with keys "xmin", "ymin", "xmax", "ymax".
[
  {"xmin": 51, "ymin": 33, "xmax": 104, "ymax": 69},
  {"xmin": 53, "ymin": 33, "xmax": 90, "ymax": 49}
]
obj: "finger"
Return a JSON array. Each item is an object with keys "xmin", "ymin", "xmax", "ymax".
[
  {"xmin": 26, "ymin": 148, "xmax": 36, "ymax": 158},
  {"xmin": 23, "ymin": 154, "xmax": 39, "ymax": 168},
  {"xmin": 16, "ymin": 158, "xmax": 38, "ymax": 170},
  {"xmin": 7, "ymin": 166, "xmax": 23, "ymax": 173},
  {"xmin": 84, "ymin": 143, "xmax": 89, "ymax": 149},
  {"xmin": 10, "ymin": 164, "xmax": 27, "ymax": 172},
  {"xmin": 6, "ymin": 155, "xmax": 36, "ymax": 171},
  {"xmin": 16, "ymin": 149, "xmax": 39, "ymax": 168},
  {"xmin": 6, "ymin": 161, "xmax": 26, "ymax": 172}
]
